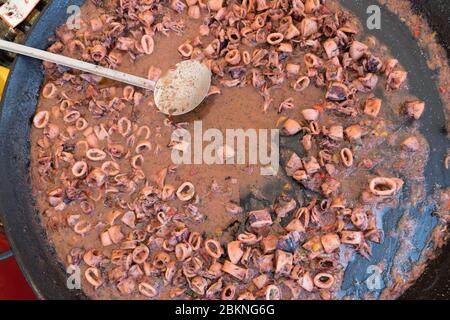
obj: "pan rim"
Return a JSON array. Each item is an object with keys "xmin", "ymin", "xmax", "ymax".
[{"xmin": 0, "ymin": 0, "xmax": 448, "ymax": 300}]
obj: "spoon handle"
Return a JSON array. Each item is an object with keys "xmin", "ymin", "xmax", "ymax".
[{"xmin": 0, "ymin": 39, "xmax": 155, "ymax": 90}]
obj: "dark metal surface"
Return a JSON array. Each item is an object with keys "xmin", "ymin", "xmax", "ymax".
[
  {"xmin": 337, "ymin": 0, "xmax": 450, "ymax": 300},
  {"xmin": 0, "ymin": 0, "xmax": 86, "ymax": 300},
  {"xmin": 0, "ymin": 0, "xmax": 51, "ymax": 66},
  {"xmin": 400, "ymin": 0, "xmax": 450, "ymax": 300},
  {"xmin": 411, "ymin": 0, "xmax": 450, "ymax": 52},
  {"xmin": 0, "ymin": 0, "xmax": 448, "ymax": 300}
]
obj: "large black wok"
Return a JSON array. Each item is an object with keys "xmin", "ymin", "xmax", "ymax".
[{"xmin": 0, "ymin": 0, "xmax": 448, "ymax": 299}]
